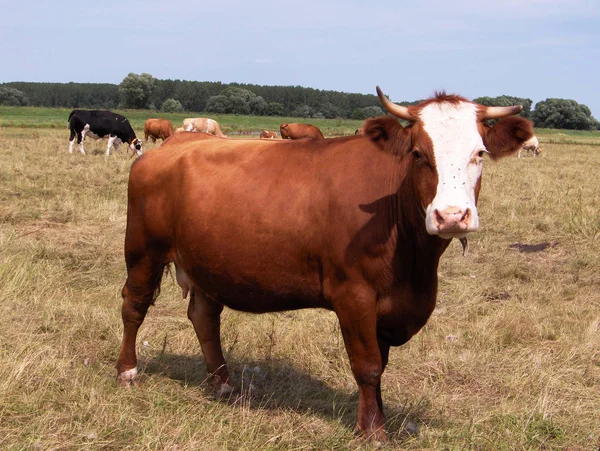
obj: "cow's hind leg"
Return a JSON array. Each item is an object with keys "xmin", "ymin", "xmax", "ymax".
[
  {"xmin": 116, "ymin": 255, "xmax": 166, "ymax": 386},
  {"xmin": 186, "ymin": 289, "xmax": 233, "ymax": 396},
  {"xmin": 69, "ymin": 128, "xmax": 77, "ymax": 154}
]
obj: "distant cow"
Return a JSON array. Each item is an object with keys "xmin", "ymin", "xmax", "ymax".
[
  {"xmin": 68, "ymin": 110, "xmax": 142, "ymax": 156},
  {"xmin": 518, "ymin": 135, "xmax": 542, "ymax": 158},
  {"xmin": 183, "ymin": 118, "xmax": 226, "ymax": 137},
  {"xmin": 144, "ymin": 118, "xmax": 173, "ymax": 143},
  {"xmin": 280, "ymin": 123, "xmax": 324, "ymax": 140},
  {"xmin": 259, "ymin": 130, "xmax": 278, "ymax": 139}
]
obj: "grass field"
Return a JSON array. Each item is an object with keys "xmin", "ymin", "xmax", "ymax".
[
  {"xmin": 0, "ymin": 106, "xmax": 365, "ymax": 137},
  {"xmin": 0, "ymin": 118, "xmax": 599, "ymax": 450}
]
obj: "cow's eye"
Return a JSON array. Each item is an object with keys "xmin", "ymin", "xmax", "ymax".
[
  {"xmin": 412, "ymin": 149, "xmax": 432, "ymax": 167},
  {"xmin": 477, "ymin": 149, "xmax": 488, "ymax": 158}
]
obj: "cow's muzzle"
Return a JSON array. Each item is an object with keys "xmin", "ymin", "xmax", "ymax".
[{"xmin": 430, "ymin": 206, "xmax": 475, "ymax": 238}]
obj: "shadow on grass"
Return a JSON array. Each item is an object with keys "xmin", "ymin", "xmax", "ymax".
[{"xmin": 139, "ymin": 351, "xmax": 440, "ymax": 442}]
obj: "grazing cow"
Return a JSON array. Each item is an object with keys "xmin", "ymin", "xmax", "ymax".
[
  {"xmin": 144, "ymin": 118, "xmax": 174, "ymax": 143},
  {"xmin": 174, "ymin": 127, "xmax": 185, "ymax": 134},
  {"xmin": 182, "ymin": 117, "xmax": 227, "ymax": 137},
  {"xmin": 280, "ymin": 123, "xmax": 325, "ymax": 139},
  {"xmin": 518, "ymin": 135, "xmax": 542, "ymax": 158},
  {"xmin": 68, "ymin": 110, "xmax": 142, "ymax": 156},
  {"xmin": 259, "ymin": 129, "xmax": 278, "ymax": 139},
  {"xmin": 116, "ymin": 86, "xmax": 533, "ymax": 441}
]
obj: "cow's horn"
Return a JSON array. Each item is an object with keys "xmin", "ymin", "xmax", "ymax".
[
  {"xmin": 483, "ymin": 105, "xmax": 523, "ymax": 119},
  {"xmin": 376, "ymin": 86, "xmax": 412, "ymax": 121}
]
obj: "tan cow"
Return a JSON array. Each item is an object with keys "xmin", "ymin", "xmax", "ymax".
[
  {"xmin": 259, "ymin": 129, "xmax": 278, "ymax": 139},
  {"xmin": 144, "ymin": 118, "xmax": 174, "ymax": 143},
  {"xmin": 183, "ymin": 117, "xmax": 227, "ymax": 137},
  {"xmin": 518, "ymin": 135, "xmax": 542, "ymax": 158},
  {"xmin": 117, "ymin": 85, "xmax": 533, "ymax": 441},
  {"xmin": 280, "ymin": 123, "xmax": 324, "ymax": 139}
]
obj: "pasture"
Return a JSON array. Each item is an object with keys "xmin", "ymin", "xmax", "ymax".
[
  {"xmin": 0, "ymin": 119, "xmax": 599, "ymax": 450},
  {"xmin": 0, "ymin": 106, "xmax": 365, "ymax": 138}
]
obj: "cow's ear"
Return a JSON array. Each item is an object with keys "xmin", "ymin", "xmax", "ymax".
[
  {"xmin": 363, "ymin": 116, "xmax": 411, "ymax": 155},
  {"xmin": 483, "ymin": 116, "xmax": 534, "ymax": 161}
]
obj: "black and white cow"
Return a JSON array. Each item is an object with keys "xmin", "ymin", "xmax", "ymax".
[{"xmin": 68, "ymin": 110, "xmax": 143, "ymax": 156}]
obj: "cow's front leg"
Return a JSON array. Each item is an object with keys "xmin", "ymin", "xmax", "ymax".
[
  {"xmin": 187, "ymin": 289, "xmax": 233, "ymax": 396},
  {"xmin": 333, "ymin": 284, "xmax": 386, "ymax": 441}
]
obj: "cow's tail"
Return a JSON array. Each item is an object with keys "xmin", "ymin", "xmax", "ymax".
[{"xmin": 67, "ymin": 110, "xmax": 77, "ymax": 126}]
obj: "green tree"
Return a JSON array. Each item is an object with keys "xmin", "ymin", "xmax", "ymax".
[
  {"xmin": 220, "ymin": 87, "xmax": 255, "ymax": 114},
  {"xmin": 0, "ymin": 86, "xmax": 29, "ymax": 106},
  {"xmin": 249, "ymin": 96, "xmax": 267, "ymax": 116},
  {"xmin": 362, "ymin": 106, "xmax": 384, "ymax": 118},
  {"xmin": 205, "ymin": 95, "xmax": 230, "ymax": 114},
  {"xmin": 118, "ymin": 73, "xmax": 156, "ymax": 109},
  {"xmin": 291, "ymin": 105, "xmax": 313, "ymax": 118},
  {"xmin": 532, "ymin": 98, "xmax": 599, "ymax": 130},
  {"xmin": 266, "ymin": 102, "xmax": 284, "ymax": 116},
  {"xmin": 161, "ymin": 98, "xmax": 183, "ymax": 113},
  {"xmin": 350, "ymin": 108, "xmax": 366, "ymax": 120}
]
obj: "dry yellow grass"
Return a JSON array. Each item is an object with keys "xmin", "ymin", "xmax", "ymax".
[{"xmin": 0, "ymin": 128, "xmax": 598, "ymax": 450}]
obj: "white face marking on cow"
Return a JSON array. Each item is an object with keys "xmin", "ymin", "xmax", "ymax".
[{"xmin": 420, "ymin": 101, "xmax": 484, "ymax": 238}]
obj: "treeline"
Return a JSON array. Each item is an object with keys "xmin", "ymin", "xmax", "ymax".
[
  {"xmin": 1, "ymin": 73, "xmax": 598, "ymax": 130},
  {"xmin": 1, "ymin": 74, "xmax": 385, "ymax": 121}
]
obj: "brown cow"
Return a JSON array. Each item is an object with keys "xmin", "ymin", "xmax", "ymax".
[
  {"xmin": 144, "ymin": 118, "xmax": 173, "ymax": 143},
  {"xmin": 280, "ymin": 123, "xmax": 324, "ymax": 139},
  {"xmin": 183, "ymin": 117, "xmax": 227, "ymax": 137},
  {"xmin": 259, "ymin": 129, "xmax": 278, "ymax": 139},
  {"xmin": 117, "ymin": 86, "xmax": 533, "ymax": 441}
]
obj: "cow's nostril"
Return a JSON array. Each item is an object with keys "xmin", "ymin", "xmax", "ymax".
[
  {"xmin": 461, "ymin": 209, "xmax": 471, "ymax": 222},
  {"xmin": 434, "ymin": 209, "xmax": 444, "ymax": 226}
]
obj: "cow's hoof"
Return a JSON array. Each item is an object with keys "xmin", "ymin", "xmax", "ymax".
[
  {"xmin": 354, "ymin": 426, "xmax": 388, "ymax": 442},
  {"xmin": 117, "ymin": 367, "xmax": 138, "ymax": 388}
]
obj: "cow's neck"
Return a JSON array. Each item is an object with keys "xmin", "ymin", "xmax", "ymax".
[{"xmin": 394, "ymin": 177, "xmax": 451, "ymax": 287}]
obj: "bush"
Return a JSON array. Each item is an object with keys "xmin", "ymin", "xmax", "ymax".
[
  {"xmin": 161, "ymin": 98, "xmax": 183, "ymax": 113},
  {"xmin": 0, "ymin": 87, "xmax": 29, "ymax": 106},
  {"xmin": 532, "ymin": 98, "xmax": 599, "ymax": 130}
]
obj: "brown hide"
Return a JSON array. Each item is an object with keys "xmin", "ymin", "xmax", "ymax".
[
  {"xmin": 259, "ymin": 129, "xmax": 278, "ymax": 139},
  {"xmin": 280, "ymin": 123, "xmax": 325, "ymax": 139},
  {"xmin": 144, "ymin": 118, "xmax": 174, "ymax": 143},
  {"xmin": 118, "ymin": 97, "xmax": 533, "ymax": 440},
  {"xmin": 183, "ymin": 117, "xmax": 227, "ymax": 137}
]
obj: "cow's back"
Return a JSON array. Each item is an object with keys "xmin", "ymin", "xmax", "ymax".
[{"xmin": 128, "ymin": 135, "xmax": 398, "ymax": 311}]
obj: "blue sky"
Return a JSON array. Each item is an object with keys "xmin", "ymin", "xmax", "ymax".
[{"xmin": 1, "ymin": 0, "xmax": 599, "ymax": 118}]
